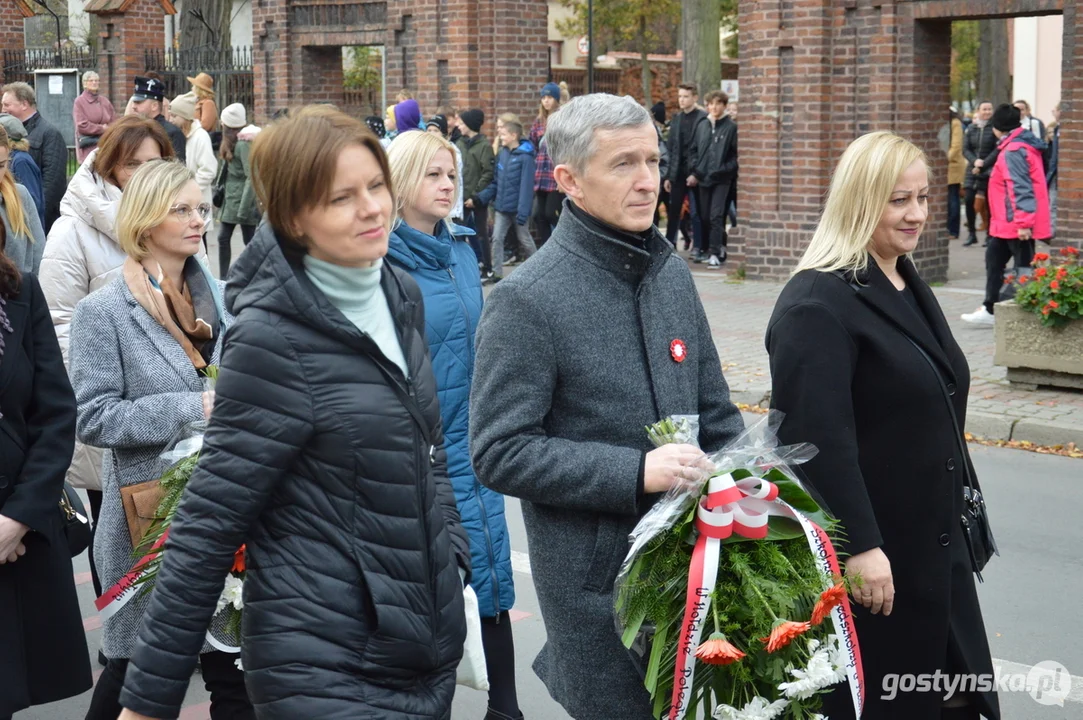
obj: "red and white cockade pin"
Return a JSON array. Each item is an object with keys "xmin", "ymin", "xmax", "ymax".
[{"xmin": 670, "ymin": 339, "xmax": 688, "ymax": 363}]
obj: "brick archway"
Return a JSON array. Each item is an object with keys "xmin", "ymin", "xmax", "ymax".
[
  {"xmin": 735, "ymin": 0, "xmax": 1075, "ymax": 282},
  {"xmin": 252, "ymin": 0, "xmax": 549, "ymax": 132}
]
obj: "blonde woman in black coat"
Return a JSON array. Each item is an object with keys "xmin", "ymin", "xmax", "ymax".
[{"xmin": 766, "ymin": 132, "xmax": 998, "ymax": 720}]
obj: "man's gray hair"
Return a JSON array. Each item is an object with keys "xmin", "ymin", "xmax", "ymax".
[
  {"xmin": 1, "ymin": 81, "xmax": 36, "ymax": 107},
  {"xmin": 546, "ymin": 94, "xmax": 652, "ymax": 172},
  {"xmin": 82, "ymin": 70, "xmax": 99, "ymax": 84}
]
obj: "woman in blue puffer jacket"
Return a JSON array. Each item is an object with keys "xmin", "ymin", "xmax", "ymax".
[{"xmin": 386, "ymin": 130, "xmax": 522, "ymax": 720}]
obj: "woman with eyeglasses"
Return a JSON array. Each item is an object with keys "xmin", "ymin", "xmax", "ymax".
[
  {"xmin": 69, "ymin": 160, "xmax": 253, "ymax": 720},
  {"xmin": 36, "ymin": 117, "xmax": 175, "ymax": 624}
]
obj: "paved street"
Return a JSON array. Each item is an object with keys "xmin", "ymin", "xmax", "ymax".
[{"xmin": 15, "ymin": 441, "xmax": 1083, "ymax": 720}]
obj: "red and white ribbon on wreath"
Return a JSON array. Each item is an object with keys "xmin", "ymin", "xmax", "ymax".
[
  {"xmin": 95, "ymin": 528, "xmax": 241, "ymax": 654},
  {"xmin": 668, "ymin": 473, "xmax": 864, "ymax": 720}
]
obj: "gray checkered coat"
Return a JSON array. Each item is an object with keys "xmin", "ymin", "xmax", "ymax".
[{"xmin": 69, "ymin": 272, "xmax": 233, "ymax": 660}]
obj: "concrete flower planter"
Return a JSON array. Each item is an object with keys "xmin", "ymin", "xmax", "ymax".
[{"xmin": 994, "ymin": 301, "xmax": 1083, "ymax": 390}]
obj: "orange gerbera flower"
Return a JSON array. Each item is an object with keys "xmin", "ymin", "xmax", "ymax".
[
  {"xmin": 696, "ymin": 632, "xmax": 746, "ymax": 665},
  {"xmin": 811, "ymin": 583, "xmax": 848, "ymax": 626},
  {"xmin": 762, "ymin": 620, "xmax": 811, "ymax": 653},
  {"xmin": 232, "ymin": 545, "xmax": 246, "ymax": 574}
]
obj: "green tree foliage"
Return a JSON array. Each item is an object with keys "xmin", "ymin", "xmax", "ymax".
[
  {"xmin": 720, "ymin": 0, "xmax": 738, "ymax": 59},
  {"xmin": 951, "ymin": 21, "xmax": 979, "ymax": 110},
  {"xmin": 558, "ymin": 0, "xmax": 680, "ymax": 104},
  {"xmin": 344, "ymin": 46, "xmax": 381, "ymax": 91}
]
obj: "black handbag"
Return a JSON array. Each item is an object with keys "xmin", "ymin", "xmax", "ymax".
[
  {"xmin": 903, "ymin": 336, "xmax": 999, "ymax": 581},
  {"xmin": 59, "ymin": 482, "xmax": 91, "ymax": 557},
  {"xmin": 212, "ymin": 162, "xmax": 228, "ymax": 209},
  {"xmin": 78, "ymin": 135, "xmax": 99, "ymax": 149}
]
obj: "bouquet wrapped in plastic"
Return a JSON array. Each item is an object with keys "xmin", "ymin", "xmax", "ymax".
[
  {"xmin": 615, "ymin": 414, "xmax": 864, "ymax": 720},
  {"xmin": 98, "ymin": 366, "xmax": 246, "ymax": 653}
]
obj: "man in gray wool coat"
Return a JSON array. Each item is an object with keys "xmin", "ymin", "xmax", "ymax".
[{"xmin": 470, "ymin": 94, "xmax": 745, "ymax": 720}]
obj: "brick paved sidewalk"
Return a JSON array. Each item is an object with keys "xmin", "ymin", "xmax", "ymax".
[{"xmin": 690, "ymin": 239, "xmax": 1083, "ymax": 448}]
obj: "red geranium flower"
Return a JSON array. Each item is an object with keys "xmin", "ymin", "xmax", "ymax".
[
  {"xmin": 1060, "ymin": 246, "xmax": 1080, "ymax": 256},
  {"xmin": 1051, "ymin": 280, "xmax": 1060, "ymax": 292},
  {"xmin": 232, "ymin": 545, "xmax": 246, "ymax": 574},
  {"xmin": 762, "ymin": 620, "xmax": 811, "ymax": 653},
  {"xmin": 1035, "ymin": 267, "xmax": 1048, "ymax": 278},
  {"xmin": 811, "ymin": 583, "xmax": 848, "ymax": 626},
  {"xmin": 1019, "ymin": 275, "xmax": 1029, "ymax": 284},
  {"xmin": 1034, "ymin": 252, "xmax": 1050, "ymax": 262},
  {"xmin": 1056, "ymin": 267, "xmax": 1069, "ymax": 280},
  {"xmin": 1048, "ymin": 300, "xmax": 1060, "ymax": 309},
  {"xmin": 696, "ymin": 633, "xmax": 747, "ymax": 665},
  {"xmin": 1004, "ymin": 275, "xmax": 1015, "ymax": 285}
]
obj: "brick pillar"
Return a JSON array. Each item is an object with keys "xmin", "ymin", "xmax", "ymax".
[
  {"xmin": 1058, "ymin": 0, "xmax": 1082, "ymax": 248},
  {"xmin": 0, "ymin": 0, "xmax": 31, "ymax": 85},
  {"xmin": 252, "ymin": 0, "xmax": 288, "ymax": 124},
  {"xmin": 85, "ymin": 0, "xmax": 175, "ymax": 112}
]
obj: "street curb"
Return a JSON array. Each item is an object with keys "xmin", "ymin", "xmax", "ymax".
[
  {"xmin": 1011, "ymin": 418, "xmax": 1083, "ymax": 448},
  {"xmin": 964, "ymin": 411, "xmax": 1017, "ymax": 442}
]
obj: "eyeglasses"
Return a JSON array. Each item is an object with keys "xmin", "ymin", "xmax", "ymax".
[{"xmin": 169, "ymin": 203, "xmax": 212, "ymax": 223}]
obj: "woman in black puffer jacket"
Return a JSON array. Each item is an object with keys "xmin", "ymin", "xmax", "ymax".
[{"xmin": 116, "ymin": 105, "xmax": 470, "ymax": 720}]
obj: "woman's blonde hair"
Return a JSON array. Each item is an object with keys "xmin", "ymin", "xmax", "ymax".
[
  {"xmin": 116, "ymin": 160, "xmax": 194, "ymax": 260},
  {"xmin": 794, "ymin": 131, "xmax": 928, "ymax": 276},
  {"xmin": 386, "ymin": 130, "xmax": 459, "ymax": 228},
  {"xmin": 0, "ymin": 125, "xmax": 32, "ymax": 239}
]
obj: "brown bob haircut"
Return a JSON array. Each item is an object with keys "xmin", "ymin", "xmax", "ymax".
[
  {"xmin": 93, "ymin": 115, "xmax": 174, "ymax": 186},
  {"xmin": 704, "ymin": 90, "xmax": 729, "ymax": 106},
  {"xmin": 250, "ymin": 104, "xmax": 393, "ymax": 244}
]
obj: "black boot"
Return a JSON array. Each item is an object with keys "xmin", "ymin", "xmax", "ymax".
[{"xmin": 963, "ymin": 233, "xmax": 978, "ymax": 247}]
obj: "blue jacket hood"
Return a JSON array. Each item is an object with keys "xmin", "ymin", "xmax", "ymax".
[{"xmin": 387, "ymin": 221, "xmax": 476, "ymax": 271}]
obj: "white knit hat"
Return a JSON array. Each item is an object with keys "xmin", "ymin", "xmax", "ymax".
[
  {"xmin": 221, "ymin": 103, "xmax": 247, "ymax": 129},
  {"xmin": 169, "ymin": 93, "xmax": 197, "ymax": 122}
]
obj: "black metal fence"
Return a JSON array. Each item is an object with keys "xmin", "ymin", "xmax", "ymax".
[
  {"xmin": 2, "ymin": 47, "xmax": 99, "ymax": 86},
  {"xmin": 144, "ymin": 47, "xmax": 254, "ymax": 115}
]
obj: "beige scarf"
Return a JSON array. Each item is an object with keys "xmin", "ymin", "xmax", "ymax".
[{"xmin": 123, "ymin": 256, "xmax": 213, "ymax": 370}]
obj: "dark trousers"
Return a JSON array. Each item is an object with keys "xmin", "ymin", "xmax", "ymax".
[
  {"xmin": 532, "ymin": 190, "xmax": 563, "ymax": 248},
  {"xmin": 698, "ymin": 181, "xmax": 732, "ymax": 257},
  {"xmin": 218, "ymin": 222, "xmax": 257, "ymax": 277},
  {"xmin": 87, "ymin": 489, "xmax": 103, "ymax": 598},
  {"xmin": 665, "ymin": 177, "xmax": 694, "ymax": 246},
  {"xmin": 85, "ymin": 652, "xmax": 254, "ymax": 720},
  {"xmin": 965, "ymin": 184, "xmax": 990, "ymax": 234},
  {"xmin": 464, "ymin": 202, "xmax": 492, "ymax": 273},
  {"xmin": 947, "ymin": 184, "xmax": 961, "ymax": 237},
  {"xmin": 481, "ymin": 611, "xmax": 521, "ymax": 719},
  {"xmin": 984, "ymin": 236, "xmax": 1035, "ymax": 312}
]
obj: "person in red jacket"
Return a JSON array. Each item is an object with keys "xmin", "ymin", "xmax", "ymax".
[{"xmin": 962, "ymin": 103, "xmax": 1050, "ymax": 326}]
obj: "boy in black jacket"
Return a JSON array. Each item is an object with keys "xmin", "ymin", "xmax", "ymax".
[{"xmin": 690, "ymin": 91, "xmax": 738, "ymax": 268}]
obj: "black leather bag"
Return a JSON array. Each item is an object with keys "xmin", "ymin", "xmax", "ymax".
[
  {"xmin": 59, "ymin": 482, "xmax": 91, "ymax": 557},
  {"xmin": 212, "ymin": 162, "xmax": 228, "ymax": 209},
  {"xmin": 78, "ymin": 135, "xmax": 99, "ymax": 149},
  {"xmin": 903, "ymin": 336, "xmax": 999, "ymax": 581}
]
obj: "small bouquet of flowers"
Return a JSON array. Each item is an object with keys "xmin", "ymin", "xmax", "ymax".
[
  {"xmin": 615, "ymin": 414, "xmax": 864, "ymax": 720},
  {"xmin": 131, "ymin": 365, "xmax": 246, "ymax": 651}
]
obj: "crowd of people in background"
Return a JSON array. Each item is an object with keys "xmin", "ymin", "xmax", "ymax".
[{"xmin": 944, "ymin": 98, "xmax": 1060, "ymax": 327}]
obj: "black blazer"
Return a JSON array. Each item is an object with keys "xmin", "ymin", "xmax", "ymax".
[
  {"xmin": 0, "ymin": 273, "xmax": 91, "ymax": 716},
  {"xmin": 766, "ymin": 258, "xmax": 999, "ymax": 720}
]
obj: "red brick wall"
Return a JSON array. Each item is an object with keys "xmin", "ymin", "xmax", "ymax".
[
  {"xmin": 0, "ymin": 0, "xmax": 27, "ymax": 84},
  {"xmin": 90, "ymin": 1, "xmax": 172, "ymax": 111},
  {"xmin": 251, "ymin": 0, "xmax": 548, "ymax": 138},
  {"xmin": 736, "ymin": 0, "xmax": 1075, "ymax": 283}
]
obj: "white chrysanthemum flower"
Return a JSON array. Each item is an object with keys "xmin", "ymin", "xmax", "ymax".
[
  {"xmin": 216, "ymin": 575, "xmax": 244, "ymax": 613},
  {"xmin": 713, "ymin": 697, "xmax": 788, "ymax": 720},
  {"xmin": 779, "ymin": 636, "xmax": 846, "ymax": 699},
  {"xmin": 234, "ymin": 657, "xmax": 244, "ymax": 671}
]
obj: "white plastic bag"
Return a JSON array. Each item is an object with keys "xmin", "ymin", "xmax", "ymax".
[{"xmin": 456, "ymin": 584, "xmax": 490, "ymax": 691}]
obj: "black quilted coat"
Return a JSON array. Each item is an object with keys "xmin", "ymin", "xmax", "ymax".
[{"xmin": 119, "ymin": 226, "xmax": 470, "ymax": 719}]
